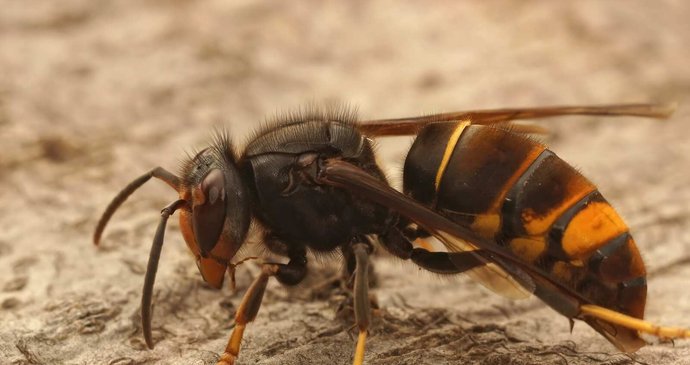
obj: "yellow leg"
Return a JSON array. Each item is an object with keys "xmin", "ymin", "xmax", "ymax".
[
  {"xmin": 216, "ymin": 323, "xmax": 246, "ymax": 364},
  {"xmin": 580, "ymin": 304, "xmax": 690, "ymax": 339},
  {"xmin": 353, "ymin": 330, "xmax": 368, "ymax": 365},
  {"xmin": 216, "ymin": 265, "xmax": 276, "ymax": 365}
]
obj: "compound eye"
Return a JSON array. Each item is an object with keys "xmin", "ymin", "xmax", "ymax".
[{"xmin": 192, "ymin": 168, "xmax": 226, "ymax": 256}]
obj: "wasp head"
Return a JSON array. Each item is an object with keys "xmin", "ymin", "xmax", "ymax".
[{"xmin": 178, "ymin": 131, "xmax": 251, "ymax": 288}]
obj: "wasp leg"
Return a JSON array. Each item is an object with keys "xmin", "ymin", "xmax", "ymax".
[
  {"xmin": 580, "ymin": 305, "xmax": 690, "ymax": 339},
  {"xmin": 351, "ymin": 242, "xmax": 372, "ymax": 365},
  {"xmin": 333, "ymin": 241, "xmax": 380, "ymax": 325},
  {"xmin": 343, "ymin": 242, "xmax": 377, "ymax": 289},
  {"xmin": 382, "ymin": 227, "xmax": 485, "ymax": 274},
  {"xmin": 410, "ymin": 247, "xmax": 486, "ymax": 274},
  {"xmin": 217, "ymin": 255, "xmax": 307, "ymax": 365},
  {"xmin": 217, "ymin": 264, "xmax": 276, "ymax": 365}
]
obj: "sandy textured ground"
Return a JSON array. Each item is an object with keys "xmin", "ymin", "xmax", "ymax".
[{"xmin": 1, "ymin": 1, "xmax": 690, "ymax": 364}]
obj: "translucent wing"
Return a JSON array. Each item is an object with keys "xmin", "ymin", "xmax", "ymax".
[
  {"xmin": 433, "ymin": 230, "xmax": 533, "ymax": 299},
  {"xmin": 358, "ymin": 103, "xmax": 675, "ymax": 136}
]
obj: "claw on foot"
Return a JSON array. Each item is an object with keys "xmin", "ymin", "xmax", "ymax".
[{"xmin": 217, "ymin": 352, "xmax": 237, "ymax": 365}]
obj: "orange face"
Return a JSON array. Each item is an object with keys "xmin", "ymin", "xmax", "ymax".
[
  {"xmin": 178, "ymin": 154, "xmax": 252, "ymax": 289},
  {"xmin": 179, "ymin": 206, "xmax": 241, "ymax": 289}
]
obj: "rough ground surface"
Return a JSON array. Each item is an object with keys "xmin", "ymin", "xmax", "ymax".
[{"xmin": 1, "ymin": 1, "xmax": 690, "ymax": 364}]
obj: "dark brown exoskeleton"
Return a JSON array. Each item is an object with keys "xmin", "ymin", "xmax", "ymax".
[{"xmin": 94, "ymin": 103, "xmax": 689, "ymax": 365}]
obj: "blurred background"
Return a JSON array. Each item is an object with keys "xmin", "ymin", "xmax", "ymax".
[{"xmin": 1, "ymin": 1, "xmax": 689, "ymax": 364}]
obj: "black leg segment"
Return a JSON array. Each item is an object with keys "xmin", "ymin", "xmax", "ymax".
[
  {"xmin": 382, "ymin": 227, "xmax": 486, "ymax": 274},
  {"xmin": 351, "ymin": 242, "xmax": 372, "ymax": 365}
]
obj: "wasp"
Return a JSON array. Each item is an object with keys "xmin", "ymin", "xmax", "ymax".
[{"xmin": 94, "ymin": 103, "xmax": 689, "ymax": 365}]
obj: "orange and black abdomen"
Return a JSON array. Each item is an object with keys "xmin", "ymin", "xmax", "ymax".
[{"xmin": 403, "ymin": 121, "xmax": 648, "ymax": 351}]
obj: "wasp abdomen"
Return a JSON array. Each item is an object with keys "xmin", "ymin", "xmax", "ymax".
[{"xmin": 403, "ymin": 122, "xmax": 647, "ymax": 332}]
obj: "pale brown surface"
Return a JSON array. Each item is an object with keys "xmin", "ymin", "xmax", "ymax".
[{"xmin": 1, "ymin": 1, "xmax": 690, "ymax": 364}]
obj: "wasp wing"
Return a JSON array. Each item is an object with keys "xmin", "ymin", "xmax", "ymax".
[
  {"xmin": 432, "ymin": 230, "xmax": 533, "ymax": 299},
  {"xmin": 318, "ymin": 159, "xmax": 543, "ymax": 299},
  {"xmin": 358, "ymin": 103, "xmax": 675, "ymax": 136}
]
